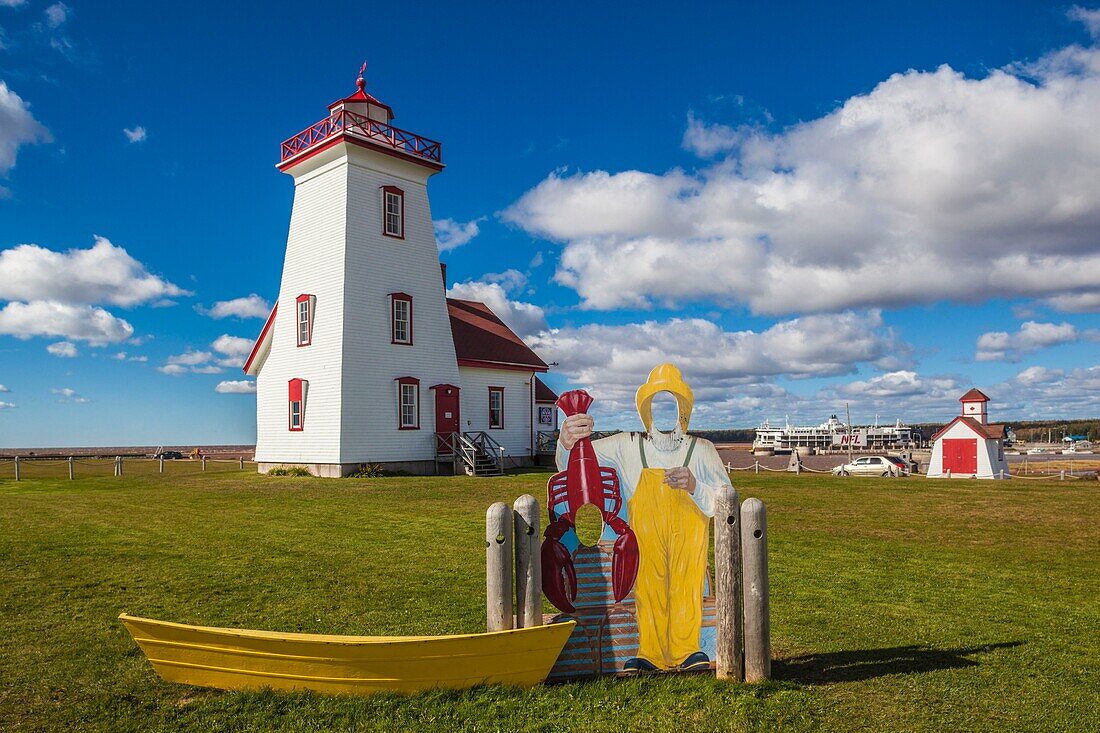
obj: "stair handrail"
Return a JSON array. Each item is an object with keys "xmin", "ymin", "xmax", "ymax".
[{"xmin": 464, "ymin": 431, "xmax": 506, "ymax": 473}]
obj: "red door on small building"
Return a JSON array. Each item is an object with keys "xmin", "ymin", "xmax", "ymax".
[
  {"xmin": 431, "ymin": 384, "xmax": 461, "ymax": 452},
  {"xmin": 942, "ymin": 438, "xmax": 977, "ymax": 474}
]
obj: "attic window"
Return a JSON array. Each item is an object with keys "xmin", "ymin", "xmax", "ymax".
[{"xmin": 382, "ymin": 186, "xmax": 404, "ymax": 239}]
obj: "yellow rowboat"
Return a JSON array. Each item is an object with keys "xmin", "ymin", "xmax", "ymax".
[{"xmin": 120, "ymin": 613, "xmax": 575, "ymax": 696}]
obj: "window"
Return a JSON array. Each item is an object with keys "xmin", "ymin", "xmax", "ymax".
[
  {"xmin": 488, "ymin": 386, "xmax": 504, "ymax": 429},
  {"xmin": 390, "ymin": 292, "xmax": 412, "ymax": 345},
  {"xmin": 396, "ymin": 376, "xmax": 420, "ymax": 429},
  {"xmin": 382, "ymin": 185, "xmax": 404, "ymax": 238},
  {"xmin": 288, "ymin": 378, "xmax": 307, "ymax": 431},
  {"xmin": 296, "ymin": 294, "xmax": 315, "ymax": 346}
]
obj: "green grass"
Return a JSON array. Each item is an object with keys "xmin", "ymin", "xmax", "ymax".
[{"xmin": 1, "ymin": 468, "xmax": 1097, "ymax": 732}]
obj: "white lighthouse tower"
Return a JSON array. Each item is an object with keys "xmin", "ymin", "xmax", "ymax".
[{"xmin": 245, "ymin": 65, "xmax": 460, "ymax": 476}]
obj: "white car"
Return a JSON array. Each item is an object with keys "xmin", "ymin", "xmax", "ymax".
[{"xmin": 832, "ymin": 455, "xmax": 907, "ymax": 477}]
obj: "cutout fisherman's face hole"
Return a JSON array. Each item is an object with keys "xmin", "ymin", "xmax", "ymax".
[
  {"xmin": 648, "ymin": 392, "xmax": 680, "ymax": 434},
  {"xmin": 573, "ymin": 503, "xmax": 604, "ymax": 547}
]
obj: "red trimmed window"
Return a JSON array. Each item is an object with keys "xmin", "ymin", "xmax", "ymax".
[
  {"xmin": 382, "ymin": 185, "xmax": 404, "ymax": 238},
  {"xmin": 296, "ymin": 294, "xmax": 315, "ymax": 346},
  {"xmin": 488, "ymin": 386, "xmax": 504, "ymax": 429},
  {"xmin": 390, "ymin": 292, "xmax": 413, "ymax": 345},
  {"xmin": 396, "ymin": 377, "xmax": 420, "ymax": 429},
  {"xmin": 288, "ymin": 378, "xmax": 307, "ymax": 431}
]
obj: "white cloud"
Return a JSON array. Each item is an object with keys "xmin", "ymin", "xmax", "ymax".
[
  {"xmin": 0, "ymin": 401, "xmax": 14, "ymax": 409},
  {"xmin": 157, "ymin": 364, "xmax": 187, "ymax": 376},
  {"xmin": 1070, "ymin": 5, "xmax": 1100, "ymax": 39},
  {"xmin": 0, "ymin": 237, "xmax": 188, "ymax": 307},
  {"xmin": 1044, "ymin": 292, "xmax": 1100, "ymax": 313},
  {"xmin": 504, "ymin": 44, "xmax": 1100, "ymax": 315},
  {"xmin": 216, "ymin": 379, "xmax": 256, "ymax": 394},
  {"xmin": 447, "ymin": 279, "xmax": 548, "ymax": 339},
  {"xmin": 46, "ymin": 340, "xmax": 76, "ymax": 357},
  {"xmin": 682, "ymin": 112, "xmax": 744, "ymax": 158},
  {"xmin": 526, "ymin": 311, "xmax": 906, "ymax": 425},
  {"xmin": 166, "ymin": 349, "xmax": 211, "ymax": 366},
  {"xmin": 975, "ymin": 321, "xmax": 1092, "ymax": 362},
  {"xmin": 0, "ymin": 81, "xmax": 51, "ymax": 185},
  {"xmin": 0, "ymin": 1, "xmax": 29, "ymax": 8},
  {"xmin": 129, "ymin": 354, "xmax": 147, "ymax": 362},
  {"xmin": 434, "ymin": 217, "xmax": 482, "ymax": 252},
  {"xmin": 52, "ymin": 386, "xmax": 87, "ymax": 403},
  {"xmin": 199, "ymin": 294, "xmax": 271, "ymax": 319},
  {"xmin": 0, "ymin": 384, "xmax": 8, "ymax": 392},
  {"xmin": 0, "ymin": 300, "xmax": 133, "ymax": 344},
  {"xmin": 112, "ymin": 351, "xmax": 127, "ymax": 360},
  {"xmin": 123, "ymin": 125, "xmax": 146, "ymax": 143},
  {"xmin": 211, "ymin": 334, "xmax": 253, "ymax": 367},
  {"xmin": 44, "ymin": 2, "xmax": 67, "ymax": 28}
]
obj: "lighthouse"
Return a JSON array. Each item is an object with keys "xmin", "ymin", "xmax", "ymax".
[{"xmin": 244, "ymin": 66, "xmax": 551, "ymax": 476}]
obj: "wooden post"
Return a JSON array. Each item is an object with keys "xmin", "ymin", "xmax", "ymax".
[
  {"xmin": 239, "ymin": 457, "xmax": 245, "ymax": 470},
  {"xmin": 202, "ymin": 455, "xmax": 207, "ymax": 472},
  {"xmin": 754, "ymin": 460, "xmax": 759, "ymax": 474},
  {"xmin": 114, "ymin": 456, "xmax": 121, "ymax": 477},
  {"xmin": 741, "ymin": 498, "xmax": 770, "ymax": 682},
  {"xmin": 714, "ymin": 485, "xmax": 743, "ymax": 681},
  {"xmin": 946, "ymin": 469, "xmax": 951, "ymax": 479},
  {"xmin": 1060, "ymin": 470, "xmax": 1065, "ymax": 481},
  {"xmin": 513, "ymin": 494, "xmax": 542, "ymax": 629},
  {"xmin": 68, "ymin": 456, "xmax": 74, "ymax": 480},
  {"xmin": 13, "ymin": 456, "xmax": 19, "ymax": 481},
  {"xmin": 486, "ymin": 502, "xmax": 514, "ymax": 632},
  {"xmin": 999, "ymin": 468, "xmax": 1005, "ymax": 479},
  {"xmin": 159, "ymin": 455, "xmax": 164, "ymax": 473}
]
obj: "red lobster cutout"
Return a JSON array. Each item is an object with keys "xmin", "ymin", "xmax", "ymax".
[{"xmin": 542, "ymin": 390, "xmax": 639, "ymax": 612}]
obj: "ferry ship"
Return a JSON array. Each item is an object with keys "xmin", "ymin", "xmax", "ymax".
[{"xmin": 753, "ymin": 415, "xmax": 914, "ymax": 454}]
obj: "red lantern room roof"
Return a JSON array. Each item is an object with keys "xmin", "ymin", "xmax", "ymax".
[
  {"xmin": 278, "ymin": 62, "xmax": 442, "ymax": 172},
  {"xmin": 959, "ymin": 388, "xmax": 990, "ymax": 403},
  {"xmin": 327, "ymin": 73, "xmax": 394, "ymax": 120}
]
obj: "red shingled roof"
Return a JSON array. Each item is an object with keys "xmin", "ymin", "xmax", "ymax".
[
  {"xmin": 448, "ymin": 298, "xmax": 548, "ymax": 373},
  {"xmin": 534, "ymin": 376, "xmax": 557, "ymax": 403},
  {"xmin": 959, "ymin": 388, "xmax": 990, "ymax": 402},
  {"xmin": 931, "ymin": 416, "xmax": 1006, "ymax": 442}
]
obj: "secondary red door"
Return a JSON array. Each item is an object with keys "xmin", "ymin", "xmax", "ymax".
[
  {"xmin": 942, "ymin": 438, "xmax": 977, "ymax": 474},
  {"xmin": 432, "ymin": 384, "xmax": 461, "ymax": 451}
]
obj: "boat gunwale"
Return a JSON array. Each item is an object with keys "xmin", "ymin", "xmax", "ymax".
[{"xmin": 119, "ymin": 613, "xmax": 575, "ymax": 648}]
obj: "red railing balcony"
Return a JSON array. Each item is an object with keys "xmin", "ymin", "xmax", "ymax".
[{"xmin": 280, "ymin": 109, "xmax": 442, "ymax": 165}]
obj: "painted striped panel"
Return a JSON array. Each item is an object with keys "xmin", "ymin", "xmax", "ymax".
[{"xmin": 545, "ymin": 541, "xmax": 716, "ymax": 680}]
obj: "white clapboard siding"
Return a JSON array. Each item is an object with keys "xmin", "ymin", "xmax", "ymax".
[
  {"xmin": 255, "ymin": 157, "xmax": 349, "ymax": 464},
  {"xmin": 338, "ymin": 148, "xmax": 460, "ymax": 463},
  {"xmin": 459, "ymin": 366, "xmax": 537, "ymax": 459}
]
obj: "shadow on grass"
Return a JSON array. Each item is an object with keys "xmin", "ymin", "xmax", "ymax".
[{"xmin": 775, "ymin": 641, "xmax": 1024, "ymax": 684}]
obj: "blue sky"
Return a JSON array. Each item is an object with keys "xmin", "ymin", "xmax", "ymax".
[{"xmin": 2, "ymin": 0, "xmax": 1099, "ymax": 446}]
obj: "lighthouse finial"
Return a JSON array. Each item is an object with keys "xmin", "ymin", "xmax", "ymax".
[{"xmin": 357, "ymin": 61, "xmax": 367, "ymax": 91}]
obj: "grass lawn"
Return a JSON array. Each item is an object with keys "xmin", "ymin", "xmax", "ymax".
[{"xmin": 1, "ymin": 467, "xmax": 1097, "ymax": 732}]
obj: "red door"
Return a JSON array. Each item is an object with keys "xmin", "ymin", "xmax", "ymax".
[
  {"xmin": 431, "ymin": 384, "xmax": 461, "ymax": 451},
  {"xmin": 942, "ymin": 438, "xmax": 977, "ymax": 474}
]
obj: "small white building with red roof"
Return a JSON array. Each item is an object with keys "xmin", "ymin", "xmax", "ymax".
[
  {"xmin": 927, "ymin": 389, "xmax": 1009, "ymax": 479},
  {"xmin": 243, "ymin": 67, "xmax": 554, "ymax": 476}
]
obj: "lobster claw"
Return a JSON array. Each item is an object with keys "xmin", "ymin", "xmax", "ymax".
[
  {"xmin": 610, "ymin": 525, "xmax": 639, "ymax": 603},
  {"xmin": 541, "ymin": 537, "xmax": 577, "ymax": 612}
]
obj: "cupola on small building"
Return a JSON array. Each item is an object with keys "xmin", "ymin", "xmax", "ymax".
[
  {"xmin": 243, "ymin": 67, "xmax": 556, "ymax": 476},
  {"xmin": 927, "ymin": 389, "xmax": 1009, "ymax": 479}
]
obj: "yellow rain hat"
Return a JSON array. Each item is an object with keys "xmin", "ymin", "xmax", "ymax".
[{"xmin": 635, "ymin": 363, "xmax": 694, "ymax": 434}]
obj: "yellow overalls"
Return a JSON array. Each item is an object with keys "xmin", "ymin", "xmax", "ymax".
[{"xmin": 628, "ymin": 436, "xmax": 709, "ymax": 669}]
